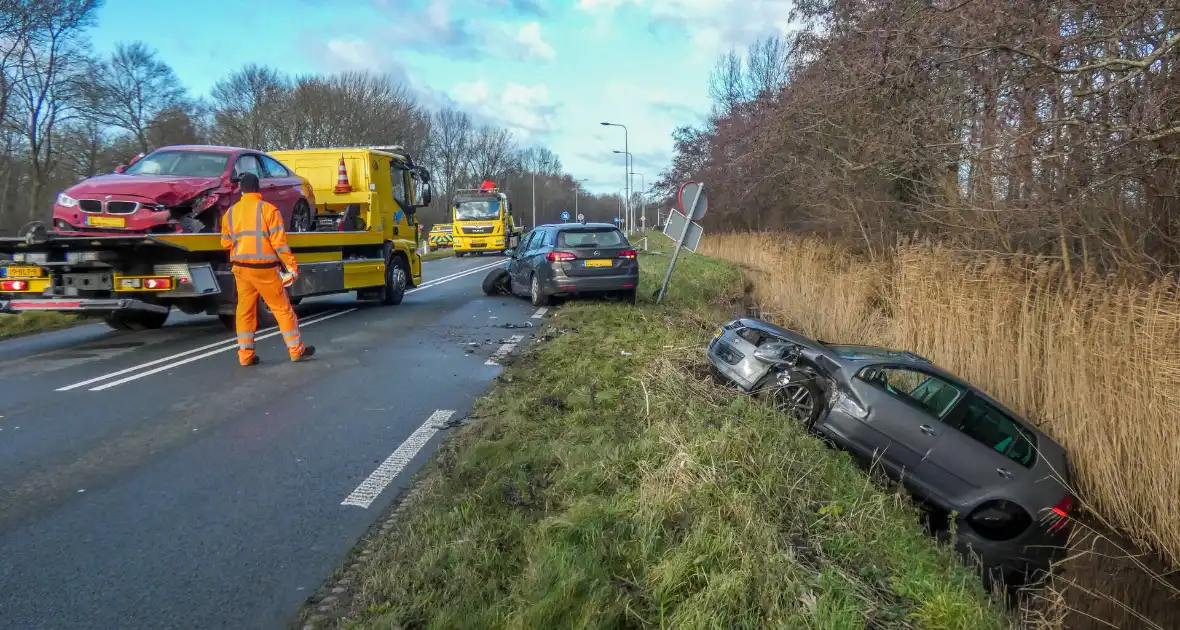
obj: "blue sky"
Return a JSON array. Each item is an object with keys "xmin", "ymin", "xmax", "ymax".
[{"xmin": 87, "ymin": 0, "xmax": 793, "ymax": 195}]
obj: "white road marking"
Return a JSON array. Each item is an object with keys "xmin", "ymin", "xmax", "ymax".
[
  {"xmin": 531, "ymin": 307, "xmax": 548, "ymax": 319},
  {"xmin": 485, "ymin": 334, "xmax": 525, "ymax": 366},
  {"xmin": 341, "ymin": 409, "xmax": 454, "ymax": 508},
  {"xmin": 54, "ymin": 319, "xmax": 304, "ymax": 392},
  {"xmin": 89, "ymin": 309, "xmax": 358, "ymax": 391},
  {"xmin": 56, "ymin": 260, "xmax": 505, "ymax": 392}
]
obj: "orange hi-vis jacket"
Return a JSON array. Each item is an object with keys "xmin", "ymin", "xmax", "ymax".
[{"xmin": 220, "ymin": 193, "xmax": 298, "ymax": 272}]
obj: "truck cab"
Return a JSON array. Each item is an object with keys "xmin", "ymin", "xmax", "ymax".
[{"xmin": 451, "ymin": 182, "xmax": 522, "ymax": 257}]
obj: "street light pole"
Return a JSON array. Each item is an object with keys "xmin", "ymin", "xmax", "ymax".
[
  {"xmin": 572, "ymin": 177, "xmax": 587, "ymax": 220},
  {"xmin": 613, "ymin": 150, "xmax": 634, "ymax": 234},
  {"xmin": 630, "ymin": 172, "xmax": 645, "ymax": 231},
  {"xmin": 531, "ymin": 171, "xmax": 536, "ymax": 229},
  {"xmin": 600, "ymin": 122, "xmax": 629, "ymax": 234}
]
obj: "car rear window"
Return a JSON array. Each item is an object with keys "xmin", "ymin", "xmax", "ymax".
[{"xmin": 558, "ymin": 229, "xmax": 626, "ymax": 248}]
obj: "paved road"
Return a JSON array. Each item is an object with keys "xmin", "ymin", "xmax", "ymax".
[{"xmin": 0, "ymin": 255, "xmax": 541, "ymax": 630}]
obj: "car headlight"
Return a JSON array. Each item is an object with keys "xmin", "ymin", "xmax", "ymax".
[{"xmin": 56, "ymin": 193, "xmax": 78, "ymax": 208}]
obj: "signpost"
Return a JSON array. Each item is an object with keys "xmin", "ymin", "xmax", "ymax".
[
  {"xmin": 560, "ymin": 211, "xmax": 570, "ymax": 222},
  {"xmin": 656, "ymin": 181, "xmax": 708, "ymax": 303},
  {"xmin": 576, "ymin": 213, "xmax": 584, "ymax": 223}
]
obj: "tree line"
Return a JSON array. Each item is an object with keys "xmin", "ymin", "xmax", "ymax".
[
  {"xmin": 0, "ymin": 0, "xmax": 625, "ymax": 234},
  {"xmin": 656, "ymin": 1, "xmax": 1179, "ymax": 277}
]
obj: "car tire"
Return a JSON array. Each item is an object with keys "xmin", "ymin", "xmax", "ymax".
[
  {"xmin": 381, "ymin": 256, "xmax": 409, "ymax": 306},
  {"xmin": 290, "ymin": 200, "xmax": 314, "ymax": 233},
  {"xmin": 103, "ymin": 309, "xmax": 170, "ymax": 331},
  {"xmin": 482, "ymin": 269, "xmax": 510, "ymax": 296},
  {"xmin": 623, "ymin": 288, "xmax": 638, "ymax": 305},
  {"xmin": 755, "ymin": 372, "xmax": 822, "ymax": 428},
  {"xmin": 529, "ymin": 273, "xmax": 550, "ymax": 307}
]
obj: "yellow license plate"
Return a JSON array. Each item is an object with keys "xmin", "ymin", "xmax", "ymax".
[
  {"xmin": 713, "ymin": 327, "xmax": 724, "ymax": 340},
  {"xmin": 86, "ymin": 215, "xmax": 125, "ymax": 228},
  {"xmin": 4, "ymin": 266, "xmax": 43, "ymax": 277},
  {"xmin": 583, "ymin": 259, "xmax": 613, "ymax": 268}
]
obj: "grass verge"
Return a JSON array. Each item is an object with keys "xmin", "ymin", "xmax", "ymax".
[
  {"xmin": 421, "ymin": 249, "xmax": 455, "ymax": 261},
  {"xmin": 0, "ymin": 311, "xmax": 80, "ymax": 340},
  {"xmin": 323, "ymin": 246, "xmax": 1010, "ymax": 629}
]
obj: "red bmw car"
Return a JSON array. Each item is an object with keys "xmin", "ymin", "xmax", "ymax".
[{"xmin": 52, "ymin": 145, "xmax": 317, "ymax": 235}]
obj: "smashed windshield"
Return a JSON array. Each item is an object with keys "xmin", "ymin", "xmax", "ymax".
[
  {"xmin": 454, "ymin": 200, "xmax": 500, "ymax": 221},
  {"xmin": 124, "ymin": 150, "xmax": 230, "ymax": 178}
]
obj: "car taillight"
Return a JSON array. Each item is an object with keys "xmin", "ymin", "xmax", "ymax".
[
  {"xmin": 0, "ymin": 280, "xmax": 28, "ymax": 291},
  {"xmin": 1048, "ymin": 495, "xmax": 1073, "ymax": 533},
  {"xmin": 547, "ymin": 251, "xmax": 575, "ymax": 262},
  {"xmin": 618, "ymin": 249, "xmax": 637, "ymax": 259}
]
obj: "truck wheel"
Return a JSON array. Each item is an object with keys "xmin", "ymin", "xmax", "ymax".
[
  {"xmin": 381, "ymin": 257, "xmax": 408, "ymax": 305},
  {"xmin": 218, "ymin": 314, "xmax": 235, "ymax": 330},
  {"xmin": 455, "ymin": 251, "xmax": 465, "ymax": 258},
  {"xmin": 104, "ymin": 309, "xmax": 169, "ymax": 331}
]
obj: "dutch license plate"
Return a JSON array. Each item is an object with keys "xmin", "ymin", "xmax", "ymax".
[
  {"xmin": 713, "ymin": 327, "xmax": 724, "ymax": 340},
  {"xmin": 86, "ymin": 215, "xmax": 125, "ymax": 228},
  {"xmin": 3, "ymin": 266, "xmax": 43, "ymax": 278},
  {"xmin": 583, "ymin": 259, "xmax": 612, "ymax": 268}
]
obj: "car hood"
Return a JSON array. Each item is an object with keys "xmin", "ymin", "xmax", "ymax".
[{"xmin": 64, "ymin": 174, "xmax": 225, "ymax": 205}]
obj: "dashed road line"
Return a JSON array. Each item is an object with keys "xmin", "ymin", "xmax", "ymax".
[
  {"xmin": 341, "ymin": 409, "xmax": 455, "ymax": 508},
  {"xmin": 485, "ymin": 334, "xmax": 524, "ymax": 366},
  {"xmin": 530, "ymin": 307, "xmax": 548, "ymax": 319}
]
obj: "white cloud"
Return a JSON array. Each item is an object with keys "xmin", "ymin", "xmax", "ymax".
[
  {"xmin": 450, "ymin": 80, "xmax": 559, "ymax": 136},
  {"xmin": 515, "ymin": 22, "xmax": 556, "ymax": 61},
  {"xmin": 576, "ymin": 0, "xmax": 795, "ymax": 59}
]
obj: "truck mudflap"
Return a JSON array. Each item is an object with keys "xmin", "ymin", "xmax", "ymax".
[{"xmin": 0, "ymin": 297, "xmax": 170, "ymax": 314}]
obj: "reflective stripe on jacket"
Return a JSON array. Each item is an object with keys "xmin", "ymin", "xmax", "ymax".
[{"xmin": 220, "ymin": 193, "xmax": 298, "ymax": 272}]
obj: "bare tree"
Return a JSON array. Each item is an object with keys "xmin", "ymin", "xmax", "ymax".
[
  {"xmin": 209, "ymin": 64, "xmax": 289, "ymax": 150},
  {"xmin": 468, "ymin": 125, "xmax": 515, "ymax": 183},
  {"xmin": 11, "ymin": 0, "xmax": 100, "ymax": 219},
  {"xmin": 430, "ymin": 107, "xmax": 474, "ymax": 205},
  {"xmin": 89, "ymin": 41, "xmax": 186, "ymax": 152}
]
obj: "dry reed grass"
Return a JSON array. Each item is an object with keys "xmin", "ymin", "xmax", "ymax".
[{"xmin": 702, "ymin": 232, "xmax": 1180, "ymax": 627}]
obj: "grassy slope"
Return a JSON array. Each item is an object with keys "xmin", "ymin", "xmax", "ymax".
[
  {"xmin": 420, "ymin": 249, "xmax": 454, "ymax": 262},
  {"xmin": 341, "ymin": 245, "xmax": 1010, "ymax": 630},
  {"xmin": 0, "ymin": 312, "xmax": 80, "ymax": 340}
]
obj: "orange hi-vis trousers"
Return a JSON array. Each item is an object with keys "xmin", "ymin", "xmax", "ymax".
[{"xmin": 232, "ymin": 265, "xmax": 307, "ymax": 365}]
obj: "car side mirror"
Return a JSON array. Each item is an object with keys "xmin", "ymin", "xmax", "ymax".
[
  {"xmin": 752, "ymin": 341, "xmax": 791, "ymax": 364},
  {"xmin": 113, "ymin": 164, "xmax": 127, "ymax": 174},
  {"xmin": 229, "ymin": 173, "xmax": 241, "ymax": 183}
]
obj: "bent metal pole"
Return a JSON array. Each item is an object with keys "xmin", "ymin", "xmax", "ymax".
[{"xmin": 656, "ymin": 182, "xmax": 703, "ymax": 304}]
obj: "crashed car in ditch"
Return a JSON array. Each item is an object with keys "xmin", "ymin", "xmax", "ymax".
[
  {"xmin": 707, "ymin": 317, "xmax": 1075, "ymax": 586},
  {"xmin": 52, "ymin": 145, "xmax": 316, "ymax": 235}
]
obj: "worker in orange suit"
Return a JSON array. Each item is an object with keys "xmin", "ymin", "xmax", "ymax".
[{"xmin": 220, "ymin": 172, "xmax": 315, "ymax": 366}]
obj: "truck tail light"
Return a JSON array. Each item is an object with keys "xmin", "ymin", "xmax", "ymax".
[
  {"xmin": 618, "ymin": 249, "xmax": 637, "ymax": 259},
  {"xmin": 547, "ymin": 251, "xmax": 576, "ymax": 262},
  {"xmin": 143, "ymin": 277, "xmax": 173, "ymax": 290},
  {"xmin": 0, "ymin": 280, "xmax": 28, "ymax": 291}
]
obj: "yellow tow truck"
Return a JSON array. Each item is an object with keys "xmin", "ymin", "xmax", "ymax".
[
  {"xmin": 427, "ymin": 224, "xmax": 453, "ymax": 251},
  {"xmin": 0, "ymin": 146, "xmax": 431, "ymax": 330},
  {"xmin": 451, "ymin": 182, "xmax": 522, "ymax": 257}
]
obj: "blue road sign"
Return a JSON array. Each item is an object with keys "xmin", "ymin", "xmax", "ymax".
[
  {"xmin": 613, "ymin": 217, "xmax": 620, "ymax": 224},
  {"xmin": 561, "ymin": 211, "xmax": 570, "ymax": 221}
]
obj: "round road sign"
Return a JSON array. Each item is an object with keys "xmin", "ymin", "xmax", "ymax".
[
  {"xmin": 560, "ymin": 211, "xmax": 570, "ymax": 221},
  {"xmin": 677, "ymin": 181, "xmax": 708, "ymax": 221},
  {"xmin": 577, "ymin": 213, "xmax": 584, "ymax": 222}
]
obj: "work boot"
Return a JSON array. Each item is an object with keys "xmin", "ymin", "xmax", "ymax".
[
  {"xmin": 292, "ymin": 346, "xmax": 316, "ymax": 362},
  {"xmin": 242, "ymin": 356, "xmax": 260, "ymax": 367}
]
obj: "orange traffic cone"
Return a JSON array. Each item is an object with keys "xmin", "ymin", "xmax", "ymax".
[{"xmin": 334, "ymin": 155, "xmax": 352, "ymax": 193}]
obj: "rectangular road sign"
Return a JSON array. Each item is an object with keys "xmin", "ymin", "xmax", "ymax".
[{"xmin": 661, "ymin": 209, "xmax": 703, "ymax": 252}]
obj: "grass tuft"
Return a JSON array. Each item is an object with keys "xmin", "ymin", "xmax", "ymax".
[{"xmin": 0, "ymin": 311, "xmax": 80, "ymax": 340}]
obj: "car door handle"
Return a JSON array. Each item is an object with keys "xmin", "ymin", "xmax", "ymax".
[
  {"xmin": 996, "ymin": 467, "xmax": 1012, "ymax": 479},
  {"xmin": 919, "ymin": 424, "xmax": 937, "ymax": 435}
]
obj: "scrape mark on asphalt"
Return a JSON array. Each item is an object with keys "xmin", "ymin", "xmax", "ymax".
[
  {"xmin": 485, "ymin": 334, "xmax": 524, "ymax": 366},
  {"xmin": 341, "ymin": 409, "xmax": 455, "ymax": 509}
]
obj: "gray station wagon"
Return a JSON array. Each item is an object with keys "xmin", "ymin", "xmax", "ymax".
[{"xmin": 707, "ymin": 317, "xmax": 1075, "ymax": 586}]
